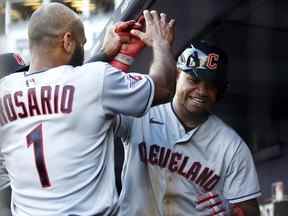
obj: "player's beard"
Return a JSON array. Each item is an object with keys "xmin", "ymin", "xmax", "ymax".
[{"xmin": 69, "ymin": 43, "xmax": 84, "ymax": 67}]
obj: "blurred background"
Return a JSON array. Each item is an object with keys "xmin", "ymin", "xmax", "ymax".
[
  {"xmin": 0, "ymin": 0, "xmax": 120, "ymax": 61},
  {"xmin": 1, "ymin": 0, "xmax": 288, "ymax": 215}
]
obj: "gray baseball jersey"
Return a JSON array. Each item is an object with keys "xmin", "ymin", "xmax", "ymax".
[
  {"xmin": 115, "ymin": 102, "xmax": 261, "ymax": 216},
  {"xmin": 0, "ymin": 152, "xmax": 9, "ymax": 191},
  {"xmin": 0, "ymin": 62, "xmax": 154, "ymax": 216}
]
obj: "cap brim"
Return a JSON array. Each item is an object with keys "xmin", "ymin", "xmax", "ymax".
[
  {"xmin": 16, "ymin": 65, "xmax": 29, "ymax": 72},
  {"xmin": 183, "ymin": 69, "xmax": 218, "ymax": 81},
  {"xmin": 0, "ymin": 53, "xmax": 27, "ymax": 75}
]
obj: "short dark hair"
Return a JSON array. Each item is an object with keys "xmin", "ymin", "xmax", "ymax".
[{"xmin": 28, "ymin": 3, "xmax": 81, "ymax": 48}]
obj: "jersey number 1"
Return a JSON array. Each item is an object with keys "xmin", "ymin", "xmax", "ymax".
[{"xmin": 26, "ymin": 124, "xmax": 51, "ymax": 188}]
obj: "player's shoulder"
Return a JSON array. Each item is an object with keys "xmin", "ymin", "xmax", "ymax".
[
  {"xmin": 43, "ymin": 62, "xmax": 108, "ymax": 74},
  {"xmin": 0, "ymin": 70, "xmax": 25, "ymax": 80},
  {"xmin": 72, "ymin": 61, "xmax": 108, "ymax": 74},
  {"xmin": 0, "ymin": 71, "xmax": 25, "ymax": 90},
  {"xmin": 79, "ymin": 61, "xmax": 108, "ymax": 69},
  {"xmin": 202, "ymin": 115, "xmax": 252, "ymax": 160},
  {"xmin": 200, "ymin": 114, "xmax": 246, "ymax": 148},
  {"xmin": 134, "ymin": 102, "xmax": 171, "ymax": 125},
  {"xmin": 150, "ymin": 103, "xmax": 171, "ymax": 118},
  {"xmin": 209, "ymin": 115, "xmax": 241, "ymax": 137},
  {"xmin": 120, "ymin": 102, "xmax": 169, "ymax": 124},
  {"xmin": 57, "ymin": 62, "xmax": 110, "ymax": 84}
]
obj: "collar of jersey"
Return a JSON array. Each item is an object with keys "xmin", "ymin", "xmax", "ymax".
[
  {"xmin": 169, "ymin": 102, "xmax": 199, "ymax": 144},
  {"xmin": 24, "ymin": 69, "xmax": 48, "ymax": 77}
]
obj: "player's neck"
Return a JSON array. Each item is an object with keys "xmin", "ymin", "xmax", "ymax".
[
  {"xmin": 28, "ymin": 50, "xmax": 66, "ymax": 74},
  {"xmin": 172, "ymin": 100, "xmax": 209, "ymax": 130}
]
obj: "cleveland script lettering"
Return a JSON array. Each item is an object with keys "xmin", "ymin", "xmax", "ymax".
[
  {"xmin": 0, "ymin": 85, "xmax": 75, "ymax": 125},
  {"xmin": 138, "ymin": 142, "xmax": 220, "ymax": 192}
]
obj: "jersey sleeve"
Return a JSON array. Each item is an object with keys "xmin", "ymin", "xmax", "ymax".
[
  {"xmin": 0, "ymin": 153, "xmax": 9, "ymax": 191},
  {"xmin": 114, "ymin": 114, "xmax": 134, "ymax": 143},
  {"xmin": 223, "ymin": 142, "xmax": 261, "ymax": 203},
  {"xmin": 102, "ymin": 64, "xmax": 155, "ymax": 117}
]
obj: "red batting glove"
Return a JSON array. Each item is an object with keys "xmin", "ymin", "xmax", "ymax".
[
  {"xmin": 110, "ymin": 17, "xmax": 145, "ymax": 72},
  {"xmin": 196, "ymin": 192, "xmax": 232, "ymax": 216}
]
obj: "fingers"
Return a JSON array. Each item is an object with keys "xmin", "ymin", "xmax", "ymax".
[
  {"xmin": 143, "ymin": 10, "xmax": 153, "ymax": 26},
  {"xmin": 168, "ymin": 18, "xmax": 175, "ymax": 28},
  {"xmin": 160, "ymin": 13, "xmax": 167, "ymax": 24},
  {"xmin": 119, "ymin": 34, "xmax": 130, "ymax": 43},
  {"xmin": 115, "ymin": 11, "xmax": 174, "ymax": 35},
  {"xmin": 114, "ymin": 20, "xmax": 139, "ymax": 43},
  {"xmin": 150, "ymin": 10, "xmax": 160, "ymax": 22},
  {"xmin": 196, "ymin": 193, "xmax": 229, "ymax": 216},
  {"xmin": 132, "ymin": 22, "xmax": 143, "ymax": 30},
  {"xmin": 114, "ymin": 20, "xmax": 136, "ymax": 33},
  {"xmin": 130, "ymin": 10, "xmax": 175, "ymax": 47},
  {"xmin": 196, "ymin": 192, "xmax": 221, "ymax": 210},
  {"xmin": 143, "ymin": 10, "xmax": 171, "ymax": 26},
  {"xmin": 137, "ymin": 15, "xmax": 145, "ymax": 25},
  {"xmin": 130, "ymin": 29, "xmax": 144, "ymax": 40},
  {"xmin": 197, "ymin": 192, "xmax": 219, "ymax": 205}
]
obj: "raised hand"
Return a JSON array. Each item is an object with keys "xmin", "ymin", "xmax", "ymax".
[
  {"xmin": 101, "ymin": 20, "xmax": 137, "ymax": 59},
  {"xmin": 130, "ymin": 10, "xmax": 175, "ymax": 48},
  {"xmin": 110, "ymin": 17, "xmax": 145, "ymax": 72}
]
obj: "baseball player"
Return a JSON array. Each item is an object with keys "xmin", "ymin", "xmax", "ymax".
[
  {"xmin": 0, "ymin": 3, "xmax": 176, "ymax": 216},
  {"xmin": 0, "ymin": 52, "xmax": 28, "ymax": 216},
  {"xmin": 0, "ymin": 52, "xmax": 27, "ymax": 184},
  {"xmin": 0, "ymin": 53, "xmax": 27, "ymax": 78},
  {"xmin": 0, "ymin": 52, "xmax": 27, "ymax": 190},
  {"xmin": 115, "ymin": 41, "xmax": 261, "ymax": 215}
]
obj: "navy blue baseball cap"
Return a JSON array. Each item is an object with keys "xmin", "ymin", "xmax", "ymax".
[
  {"xmin": 0, "ymin": 53, "xmax": 28, "ymax": 77},
  {"xmin": 176, "ymin": 41, "xmax": 228, "ymax": 86}
]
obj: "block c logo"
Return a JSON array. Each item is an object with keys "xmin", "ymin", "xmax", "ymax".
[{"xmin": 206, "ymin": 53, "xmax": 219, "ymax": 70}]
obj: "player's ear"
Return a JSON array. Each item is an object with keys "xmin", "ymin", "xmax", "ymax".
[{"xmin": 62, "ymin": 32, "xmax": 75, "ymax": 54}]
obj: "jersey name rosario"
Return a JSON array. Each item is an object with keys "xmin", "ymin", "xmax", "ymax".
[{"xmin": 0, "ymin": 85, "xmax": 75, "ymax": 125}]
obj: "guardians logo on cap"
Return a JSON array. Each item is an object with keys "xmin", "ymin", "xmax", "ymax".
[{"xmin": 176, "ymin": 41, "xmax": 228, "ymax": 84}]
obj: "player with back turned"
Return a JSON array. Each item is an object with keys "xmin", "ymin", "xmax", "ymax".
[{"xmin": 0, "ymin": 2, "xmax": 176, "ymax": 215}]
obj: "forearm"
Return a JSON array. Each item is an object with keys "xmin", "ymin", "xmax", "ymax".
[
  {"xmin": 232, "ymin": 200, "xmax": 260, "ymax": 216},
  {"xmin": 233, "ymin": 207, "xmax": 260, "ymax": 216},
  {"xmin": 149, "ymin": 41, "xmax": 176, "ymax": 105}
]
